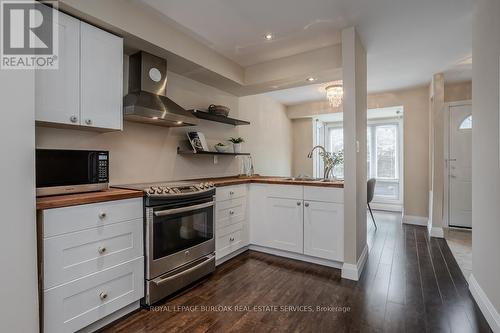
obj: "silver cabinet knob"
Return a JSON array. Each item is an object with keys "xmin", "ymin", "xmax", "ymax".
[
  {"xmin": 229, "ymin": 237, "xmax": 235, "ymax": 242},
  {"xmin": 450, "ymin": 175, "xmax": 457, "ymax": 178},
  {"xmin": 229, "ymin": 191, "xmax": 234, "ymax": 195},
  {"xmin": 304, "ymin": 202, "xmax": 310, "ymax": 207},
  {"xmin": 297, "ymin": 202, "xmax": 301, "ymax": 206},
  {"xmin": 85, "ymin": 119, "xmax": 93, "ymax": 125},
  {"xmin": 98, "ymin": 246, "xmax": 106, "ymax": 254},
  {"xmin": 98, "ymin": 212, "xmax": 107, "ymax": 219},
  {"xmin": 70, "ymin": 115, "xmax": 78, "ymax": 123},
  {"xmin": 99, "ymin": 292, "xmax": 108, "ymax": 300},
  {"xmin": 229, "ymin": 210, "xmax": 235, "ymax": 215}
]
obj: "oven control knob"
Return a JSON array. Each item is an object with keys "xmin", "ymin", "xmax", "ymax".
[
  {"xmin": 164, "ymin": 187, "xmax": 170, "ymax": 193},
  {"xmin": 156, "ymin": 188, "xmax": 163, "ymax": 194},
  {"xmin": 147, "ymin": 188, "xmax": 155, "ymax": 195},
  {"xmin": 208, "ymin": 182, "xmax": 214, "ymax": 187}
]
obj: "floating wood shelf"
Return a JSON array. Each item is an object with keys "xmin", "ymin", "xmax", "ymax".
[
  {"xmin": 177, "ymin": 148, "xmax": 250, "ymax": 156},
  {"xmin": 190, "ymin": 109, "xmax": 251, "ymax": 126}
]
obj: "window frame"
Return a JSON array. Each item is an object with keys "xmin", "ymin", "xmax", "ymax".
[{"xmin": 313, "ymin": 114, "xmax": 404, "ymax": 206}]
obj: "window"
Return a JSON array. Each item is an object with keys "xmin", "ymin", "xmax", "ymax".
[
  {"xmin": 316, "ymin": 113, "xmax": 403, "ymax": 205},
  {"xmin": 459, "ymin": 115, "xmax": 472, "ymax": 130},
  {"xmin": 368, "ymin": 122, "xmax": 401, "ymax": 202}
]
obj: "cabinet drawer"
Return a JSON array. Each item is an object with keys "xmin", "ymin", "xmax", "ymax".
[
  {"xmin": 216, "ymin": 224, "xmax": 243, "ymax": 259},
  {"xmin": 43, "ymin": 198, "xmax": 143, "ymax": 237},
  {"xmin": 216, "ymin": 185, "xmax": 246, "ymax": 202},
  {"xmin": 304, "ymin": 187, "xmax": 343, "ymax": 203},
  {"xmin": 43, "ymin": 219, "xmax": 143, "ymax": 289},
  {"xmin": 266, "ymin": 185, "xmax": 303, "ymax": 200},
  {"xmin": 44, "ymin": 257, "xmax": 143, "ymax": 333},
  {"xmin": 216, "ymin": 198, "xmax": 246, "ymax": 229}
]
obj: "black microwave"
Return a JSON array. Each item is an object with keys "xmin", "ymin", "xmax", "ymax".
[{"xmin": 36, "ymin": 149, "xmax": 109, "ymax": 196}]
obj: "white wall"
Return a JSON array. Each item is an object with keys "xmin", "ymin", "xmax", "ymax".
[
  {"xmin": 36, "ymin": 70, "xmax": 242, "ymax": 184},
  {"xmin": 471, "ymin": 0, "xmax": 500, "ymax": 330},
  {"xmin": 238, "ymin": 95, "xmax": 293, "ymax": 176},
  {"xmin": 0, "ymin": 71, "xmax": 39, "ymax": 330}
]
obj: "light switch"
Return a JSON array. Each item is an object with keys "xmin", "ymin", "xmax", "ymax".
[{"xmin": 356, "ymin": 140, "xmax": 360, "ymax": 153}]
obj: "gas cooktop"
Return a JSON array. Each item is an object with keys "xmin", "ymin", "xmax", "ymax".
[{"xmin": 115, "ymin": 180, "xmax": 215, "ymax": 197}]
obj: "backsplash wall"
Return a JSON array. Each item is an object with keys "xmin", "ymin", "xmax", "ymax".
[{"xmin": 36, "ymin": 67, "xmax": 241, "ymax": 185}]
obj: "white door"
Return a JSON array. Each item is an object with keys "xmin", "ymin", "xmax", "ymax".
[
  {"xmin": 304, "ymin": 201, "xmax": 344, "ymax": 261},
  {"xmin": 448, "ymin": 104, "xmax": 472, "ymax": 228},
  {"xmin": 80, "ymin": 22, "xmax": 123, "ymax": 130},
  {"xmin": 266, "ymin": 197, "xmax": 303, "ymax": 253},
  {"xmin": 35, "ymin": 11, "xmax": 80, "ymax": 125}
]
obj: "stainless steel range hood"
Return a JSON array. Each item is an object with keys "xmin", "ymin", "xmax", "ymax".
[{"xmin": 124, "ymin": 51, "xmax": 199, "ymax": 127}]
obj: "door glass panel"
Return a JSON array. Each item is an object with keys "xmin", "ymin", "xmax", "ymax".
[
  {"xmin": 328, "ymin": 127, "xmax": 344, "ymax": 178},
  {"xmin": 459, "ymin": 115, "xmax": 472, "ymax": 130},
  {"xmin": 153, "ymin": 206, "xmax": 213, "ymax": 260}
]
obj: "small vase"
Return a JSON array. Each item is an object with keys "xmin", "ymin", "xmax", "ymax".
[{"xmin": 233, "ymin": 143, "xmax": 241, "ymax": 153}]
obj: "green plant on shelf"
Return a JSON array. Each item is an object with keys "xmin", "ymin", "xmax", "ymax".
[{"xmin": 228, "ymin": 137, "xmax": 245, "ymax": 144}]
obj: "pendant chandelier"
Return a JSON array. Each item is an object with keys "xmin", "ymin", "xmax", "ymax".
[{"xmin": 325, "ymin": 83, "xmax": 343, "ymax": 107}]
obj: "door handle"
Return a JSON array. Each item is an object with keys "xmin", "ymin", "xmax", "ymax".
[
  {"xmin": 450, "ymin": 174, "xmax": 457, "ymax": 178},
  {"xmin": 154, "ymin": 201, "xmax": 214, "ymax": 216},
  {"xmin": 152, "ymin": 255, "xmax": 215, "ymax": 286}
]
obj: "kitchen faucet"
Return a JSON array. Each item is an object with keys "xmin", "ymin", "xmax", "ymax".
[{"xmin": 307, "ymin": 145, "xmax": 332, "ymax": 179}]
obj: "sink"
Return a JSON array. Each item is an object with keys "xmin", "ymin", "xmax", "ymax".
[{"xmin": 283, "ymin": 177, "xmax": 321, "ymax": 181}]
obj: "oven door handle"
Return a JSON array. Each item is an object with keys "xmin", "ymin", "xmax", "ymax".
[
  {"xmin": 152, "ymin": 254, "xmax": 215, "ymax": 286},
  {"xmin": 154, "ymin": 201, "xmax": 215, "ymax": 217}
]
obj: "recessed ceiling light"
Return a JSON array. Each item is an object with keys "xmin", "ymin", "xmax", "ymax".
[
  {"xmin": 152, "ymin": 117, "xmax": 159, "ymax": 120},
  {"xmin": 307, "ymin": 77, "xmax": 316, "ymax": 82},
  {"xmin": 176, "ymin": 121, "xmax": 183, "ymax": 125},
  {"xmin": 264, "ymin": 33, "xmax": 273, "ymax": 40}
]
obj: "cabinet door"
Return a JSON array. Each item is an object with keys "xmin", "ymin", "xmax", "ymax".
[
  {"xmin": 35, "ymin": 11, "xmax": 80, "ymax": 125},
  {"xmin": 80, "ymin": 22, "xmax": 123, "ymax": 130},
  {"xmin": 266, "ymin": 197, "xmax": 303, "ymax": 253},
  {"xmin": 304, "ymin": 201, "xmax": 344, "ymax": 261}
]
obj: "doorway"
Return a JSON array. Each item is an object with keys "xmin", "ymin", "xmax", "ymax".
[{"xmin": 445, "ymin": 101, "xmax": 472, "ymax": 229}]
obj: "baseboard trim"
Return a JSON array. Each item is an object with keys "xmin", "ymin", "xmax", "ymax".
[
  {"xmin": 216, "ymin": 246, "xmax": 249, "ymax": 266},
  {"xmin": 248, "ymin": 245, "xmax": 343, "ymax": 269},
  {"xmin": 429, "ymin": 226, "xmax": 444, "ymax": 238},
  {"xmin": 469, "ymin": 274, "xmax": 499, "ymax": 332},
  {"xmin": 370, "ymin": 202, "xmax": 403, "ymax": 212},
  {"xmin": 341, "ymin": 244, "xmax": 368, "ymax": 281},
  {"xmin": 403, "ymin": 215, "xmax": 429, "ymax": 226}
]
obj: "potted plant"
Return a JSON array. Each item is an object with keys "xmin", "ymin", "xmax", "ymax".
[
  {"xmin": 229, "ymin": 137, "xmax": 245, "ymax": 153},
  {"xmin": 319, "ymin": 149, "xmax": 344, "ymax": 179}
]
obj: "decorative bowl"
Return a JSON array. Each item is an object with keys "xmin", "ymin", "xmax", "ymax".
[
  {"xmin": 208, "ymin": 104, "xmax": 230, "ymax": 117},
  {"xmin": 214, "ymin": 144, "xmax": 231, "ymax": 153}
]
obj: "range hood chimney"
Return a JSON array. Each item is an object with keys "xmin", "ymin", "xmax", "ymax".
[{"xmin": 124, "ymin": 51, "xmax": 199, "ymax": 127}]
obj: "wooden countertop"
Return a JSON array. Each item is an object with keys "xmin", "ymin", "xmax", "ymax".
[
  {"xmin": 36, "ymin": 176, "xmax": 342, "ymax": 210},
  {"xmin": 36, "ymin": 188, "xmax": 143, "ymax": 210},
  {"xmin": 194, "ymin": 175, "xmax": 344, "ymax": 188}
]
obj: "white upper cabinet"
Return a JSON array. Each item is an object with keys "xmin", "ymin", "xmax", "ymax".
[
  {"xmin": 35, "ymin": 11, "xmax": 80, "ymax": 125},
  {"xmin": 80, "ymin": 22, "xmax": 123, "ymax": 130},
  {"xmin": 35, "ymin": 12, "xmax": 123, "ymax": 131},
  {"xmin": 303, "ymin": 201, "xmax": 344, "ymax": 261}
]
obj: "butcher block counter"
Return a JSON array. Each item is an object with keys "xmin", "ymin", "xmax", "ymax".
[
  {"xmin": 194, "ymin": 175, "xmax": 344, "ymax": 188},
  {"xmin": 36, "ymin": 188, "xmax": 144, "ymax": 210},
  {"xmin": 36, "ymin": 176, "xmax": 343, "ymax": 210}
]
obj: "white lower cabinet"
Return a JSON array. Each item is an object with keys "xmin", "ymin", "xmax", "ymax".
[
  {"xmin": 265, "ymin": 197, "xmax": 303, "ymax": 253},
  {"xmin": 303, "ymin": 201, "xmax": 344, "ymax": 261},
  {"xmin": 249, "ymin": 184, "xmax": 344, "ymax": 262},
  {"xmin": 44, "ymin": 257, "xmax": 143, "ymax": 333},
  {"xmin": 215, "ymin": 185, "xmax": 249, "ymax": 260},
  {"xmin": 40, "ymin": 198, "xmax": 144, "ymax": 333}
]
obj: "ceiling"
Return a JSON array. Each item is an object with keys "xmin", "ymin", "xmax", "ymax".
[{"xmin": 139, "ymin": 0, "xmax": 473, "ymax": 101}]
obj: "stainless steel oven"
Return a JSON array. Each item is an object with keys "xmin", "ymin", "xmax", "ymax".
[{"xmin": 116, "ymin": 181, "xmax": 216, "ymax": 305}]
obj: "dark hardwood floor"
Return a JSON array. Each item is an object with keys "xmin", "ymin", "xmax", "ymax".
[{"xmin": 102, "ymin": 211, "xmax": 491, "ymax": 333}]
